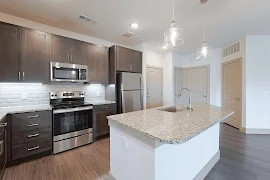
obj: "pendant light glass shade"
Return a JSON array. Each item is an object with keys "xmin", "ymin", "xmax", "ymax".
[
  {"xmin": 164, "ymin": 22, "xmax": 184, "ymax": 47},
  {"xmin": 196, "ymin": 41, "xmax": 212, "ymax": 59},
  {"xmin": 164, "ymin": 0, "xmax": 184, "ymax": 47}
]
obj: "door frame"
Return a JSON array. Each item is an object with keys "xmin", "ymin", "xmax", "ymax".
[
  {"xmin": 146, "ymin": 65, "xmax": 163, "ymax": 109},
  {"xmin": 222, "ymin": 58, "xmax": 242, "ymax": 129},
  {"xmin": 181, "ymin": 65, "xmax": 210, "ymax": 104}
]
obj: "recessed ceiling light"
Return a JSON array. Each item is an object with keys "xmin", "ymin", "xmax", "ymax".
[
  {"xmin": 131, "ymin": 23, "xmax": 139, "ymax": 28},
  {"xmin": 163, "ymin": 45, "xmax": 168, "ymax": 49}
]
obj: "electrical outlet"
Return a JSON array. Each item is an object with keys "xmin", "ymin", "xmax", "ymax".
[
  {"xmin": 264, "ymin": 91, "xmax": 268, "ymax": 96},
  {"xmin": 122, "ymin": 136, "xmax": 128, "ymax": 150},
  {"xmin": 22, "ymin": 93, "xmax": 27, "ymax": 100}
]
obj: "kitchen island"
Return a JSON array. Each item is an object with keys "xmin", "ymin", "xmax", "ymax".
[{"xmin": 107, "ymin": 103, "xmax": 234, "ymax": 180}]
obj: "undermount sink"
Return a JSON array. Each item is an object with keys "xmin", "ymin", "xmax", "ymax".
[{"xmin": 158, "ymin": 106, "xmax": 187, "ymax": 113}]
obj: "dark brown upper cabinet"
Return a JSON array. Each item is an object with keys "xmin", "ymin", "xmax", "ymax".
[
  {"xmin": 0, "ymin": 22, "xmax": 21, "ymax": 82},
  {"xmin": 109, "ymin": 45, "xmax": 142, "ymax": 84},
  {"xmin": 51, "ymin": 35, "xmax": 87, "ymax": 65},
  {"xmin": 131, "ymin": 50, "xmax": 143, "ymax": 73},
  {"xmin": 116, "ymin": 46, "xmax": 132, "ymax": 72},
  {"xmin": 21, "ymin": 28, "xmax": 51, "ymax": 83},
  {"xmin": 87, "ymin": 44, "xmax": 109, "ymax": 84}
]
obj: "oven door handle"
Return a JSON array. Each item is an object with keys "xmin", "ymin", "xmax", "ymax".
[{"xmin": 53, "ymin": 106, "xmax": 93, "ymax": 114}]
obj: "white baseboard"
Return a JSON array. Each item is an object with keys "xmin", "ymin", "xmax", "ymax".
[
  {"xmin": 108, "ymin": 172, "xmax": 116, "ymax": 180},
  {"xmin": 193, "ymin": 150, "xmax": 220, "ymax": 180},
  {"xmin": 241, "ymin": 127, "xmax": 270, "ymax": 134}
]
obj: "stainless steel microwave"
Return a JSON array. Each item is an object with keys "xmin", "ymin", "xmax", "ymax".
[{"xmin": 50, "ymin": 62, "xmax": 88, "ymax": 83}]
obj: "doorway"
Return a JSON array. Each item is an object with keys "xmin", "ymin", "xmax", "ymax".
[
  {"xmin": 146, "ymin": 66, "xmax": 163, "ymax": 109},
  {"xmin": 175, "ymin": 65, "xmax": 210, "ymax": 105},
  {"xmin": 222, "ymin": 58, "xmax": 242, "ymax": 129}
]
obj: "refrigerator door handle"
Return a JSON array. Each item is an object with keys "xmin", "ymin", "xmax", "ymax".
[{"xmin": 140, "ymin": 76, "xmax": 144, "ymax": 110}]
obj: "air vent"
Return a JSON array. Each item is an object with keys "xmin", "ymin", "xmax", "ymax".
[
  {"xmin": 223, "ymin": 41, "xmax": 241, "ymax": 58},
  {"xmin": 79, "ymin": 14, "xmax": 99, "ymax": 24},
  {"xmin": 122, "ymin": 31, "xmax": 135, "ymax": 38}
]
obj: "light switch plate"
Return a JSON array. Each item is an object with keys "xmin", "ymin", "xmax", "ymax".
[
  {"xmin": 22, "ymin": 93, "xmax": 27, "ymax": 100},
  {"xmin": 122, "ymin": 136, "xmax": 128, "ymax": 150}
]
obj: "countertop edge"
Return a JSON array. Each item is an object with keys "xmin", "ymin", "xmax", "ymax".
[{"xmin": 108, "ymin": 111, "xmax": 234, "ymax": 144}]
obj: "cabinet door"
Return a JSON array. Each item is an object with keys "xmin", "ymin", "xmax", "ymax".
[
  {"xmin": 87, "ymin": 44, "xmax": 109, "ymax": 84},
  {"xmin": 21, "ymin": 28, "xmax": 50, "ymax": 83},
  {"xmin": 116, "ymin": 46, "xmax": 131, "ymax": 72},
  {"xmin": 70, "ymin": 39, "xmax": 87, "ymax": 65},
  {"xmin": 131, "ymin": 50, "xmax": 142, "ymax": 73},
  {"xmin": 96, "ymin": 110, "xmax": 116, "ymax": 137},
  {"xmin": 0, "ymin": 117, "xmax": 7, "ymax": 179},
  {"xmin": 0, "ymin": 22, "xmax": 21, "ymax": 82},
  {"xmin": 51, "ymin": 35, "xmax": 70, "ymax": 63}
]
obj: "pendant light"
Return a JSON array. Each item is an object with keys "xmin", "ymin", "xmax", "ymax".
[
  {"xmin": 196, "ymin": 25, "xmax": 212, "ymax": 59},
  {"xmin": 164, "ymin": 0, "xmax": 184, "ymax": 47}
]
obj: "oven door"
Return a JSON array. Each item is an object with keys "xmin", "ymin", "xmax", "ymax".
[{"xmin": 53, "ymin": 106, "xmax": 93, "ymax": 141}]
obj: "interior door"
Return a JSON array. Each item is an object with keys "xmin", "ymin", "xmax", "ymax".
[
  {"xmin": 222, "ymin": 60, "xmax": 241, "ymax": 129},
  {"xmin": 174, "ymin": 68, "xmax": 184, "ymax": 105},
  {"xmin": 183, "ymin": 66, "xmax": 209, "ymax": 105},
  {"xmin": 146, "ymin": 67, "xmax": 163, "ymax": 109}
]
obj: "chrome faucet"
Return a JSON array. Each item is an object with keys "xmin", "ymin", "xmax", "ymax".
[{"xmin": 176, "ymin": 88, "xmax": 193, "ymax": 111}]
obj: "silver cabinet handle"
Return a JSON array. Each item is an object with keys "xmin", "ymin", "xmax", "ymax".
[
  {"xmin": 18, "ymin": 72, "xmax": 21, "ymax": 81},
  {"xmin": 28, "ymin": 115, "xmax": 39, "ymax": 118},
  {"xmin": 28, "ymin": 146, "xmax": 39, "ymax": 151},
  {"xmin": 27, "ymin": 123, "xmax": 39, "ymax": 127},
  {"xmin": 22, "ymin": 72, "xmax": 25, "ymax": 81},
  {"xmin": 0, "ymin": 123, "xmax": 7, "ymax": 127},
  {"xmin": 101, "ymin": 107, "xmax": 109, "ymax": 109},
  {"xmin": 71, "ymin": 55, "xmax": 73, "ymax": 62},
  {"xmin": 27, "ymin": 133, "xmax": 39, "ymax": 138},
  {"xmin": 68, "ymin": 54, "xmax": 70, "ymax": 61},
  {"xmin": 0, "ymin": 140, "xmax": 3, "ymax": 155}
]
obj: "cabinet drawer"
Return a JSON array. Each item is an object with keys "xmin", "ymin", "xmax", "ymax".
[
  {"xmin": 12, "ymin": 139, "xmax": 52, "ymax": 160},
  {"xmin": 12, "ymin": 111, "xmax": 52, "ymax": 132},
  {"xmin": 12, "ymin": 126, "xmax": 52, "ymax": 146},
  {"xmin": 94, "ymin": 104, "xmax": 116, "ymax": 113}
]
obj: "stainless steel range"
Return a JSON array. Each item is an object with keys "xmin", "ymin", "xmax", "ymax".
[{"xmin": 50, "ymin": 91, "xmax": 93, "ymax": 154}]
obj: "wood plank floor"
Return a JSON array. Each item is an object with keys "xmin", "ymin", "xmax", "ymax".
[{"xmin": 3, "ymin": 124, "xmax": 270, "ymax": 180}]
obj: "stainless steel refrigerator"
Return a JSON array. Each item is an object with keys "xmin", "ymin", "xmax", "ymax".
[{"xmin": 116, "ymin": 72, "xmax": 143, "ymax": 113}]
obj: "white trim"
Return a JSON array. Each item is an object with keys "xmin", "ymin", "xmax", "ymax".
[
  {"xmin": 193, "ymin": 150, "xmax": 220, "ymax": 180},
  {"xmin": 108, "ymin": 172, "xmax": 116, "ymax": 180},
  {"xmin": 241, "ymin": 128, "xmax": 270, "ymax": 134}
]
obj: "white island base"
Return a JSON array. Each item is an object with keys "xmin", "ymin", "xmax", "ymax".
[{"xmin": 108, "ymin": 121, "xmax": 220, "ymax": 180}]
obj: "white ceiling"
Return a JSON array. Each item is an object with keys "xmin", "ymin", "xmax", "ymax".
[{"xmin": 0, "ymin": 0, "xmax": 270, "ymax": 54}]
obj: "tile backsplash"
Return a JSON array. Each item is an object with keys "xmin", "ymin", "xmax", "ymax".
[{"xmin": 0, "ymin": 83, "xmax": 105, "ymax": 107}]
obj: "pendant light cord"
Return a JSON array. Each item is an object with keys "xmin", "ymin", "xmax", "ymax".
[
  {"xmin": 203, "ymin": 24, "xmax": 206, "ymax": 42},
  {"xmin": 173, "ymin": 0, "xmax": 175, "ymax": 21}
]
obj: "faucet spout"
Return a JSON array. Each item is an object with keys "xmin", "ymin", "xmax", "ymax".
[{"xmin": 176, "ymin": 88, "xmax": 193, "ymax": 111}]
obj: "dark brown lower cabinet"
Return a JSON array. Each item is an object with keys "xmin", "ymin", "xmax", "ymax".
[
  {"xmin": 94, "ymin": 104, "xmax": 116, "ymax": 138},
  {"xmin": 0, "ymin": 117, "xmax": 7, "ymax": 180},
  {"xmin": 7, "ymin": 110, "xmax": 52, "ymax": 165}
]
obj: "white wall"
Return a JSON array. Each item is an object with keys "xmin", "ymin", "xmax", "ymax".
[
  {"xmin": 245, "ymin": 36, "xmax": 270, "ymax": 129},
  {"xmin": 163, "ymin": 53, "xmax": 174, "ymax": 106},
  {"xmin": 173, "ymin": 49, "xmax": 222, "ymax": 107}
]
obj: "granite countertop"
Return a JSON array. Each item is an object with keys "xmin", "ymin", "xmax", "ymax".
[
  {"xmin": 86, "ymin": 100, "xmax": 116, "ymax": 106},
  {"xmin": 0, "ymin": 104, "xmax": 52, "ymax": 121},
  {"xmin": 107, "ymin": 103, "xmax": 234, "ymax": 144}
]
